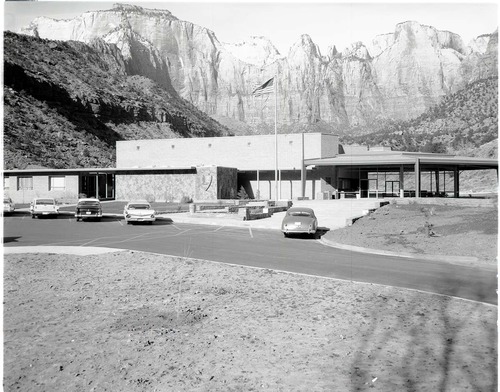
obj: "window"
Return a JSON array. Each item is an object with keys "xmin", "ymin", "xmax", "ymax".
[
  {"xmin": 17, "ymin": 176, "xmax": 33, "ymax": 190},
  {"xmin": 49, "ymin": 176, "xmax": 65, "ymax": 191},
  {"xmin": 4, "ymin": 176, "xmax": 9, "ymax": 189}
]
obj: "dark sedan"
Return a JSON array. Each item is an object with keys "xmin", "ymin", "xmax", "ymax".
[{"xmin": 75, "ymin": 198, "xmax": 102, "ymax": 221}]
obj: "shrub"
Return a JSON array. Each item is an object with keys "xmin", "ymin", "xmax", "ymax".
[
  {"xmin": 180, "ymin": 195, "xmax": 193, "ymax": 203},
  {"xmin": 238, "ymin": 186, "xmax": 249, "ymax": 200}
]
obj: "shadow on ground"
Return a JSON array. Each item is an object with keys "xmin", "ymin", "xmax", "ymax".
[
  {"xmin": 284, "ymin": 226, "xmax": 330, "ymax": 240},
  {"xmin": 3, "ymin": 236, "xmax": 21, "ymax": 243},
  {"xmin": 124, "ymin": 219, "xmax": 174, "ymax": 226}
]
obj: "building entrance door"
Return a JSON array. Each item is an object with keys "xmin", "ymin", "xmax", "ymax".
[{"xmin": 79, "ymin": 173, "xmax": 115, "ymax": 200}]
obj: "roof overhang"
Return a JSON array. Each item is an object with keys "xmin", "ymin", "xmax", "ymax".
[
  {"xmin": 4, "ymin": 167, "xmax": 197, "ymax": 175},
  {"xmin": 304, "ymin": 153, "xmax": 498, "ymax": 171}
]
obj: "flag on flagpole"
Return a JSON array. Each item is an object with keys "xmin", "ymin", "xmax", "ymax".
[{"xmin": 252, "ymin": 77, "xmax": 274, "ymax": 96}]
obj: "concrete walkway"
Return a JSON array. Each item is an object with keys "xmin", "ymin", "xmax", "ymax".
[{"xmin": 164, "ymin": 199, "xmax": 386, "ymax": 231}]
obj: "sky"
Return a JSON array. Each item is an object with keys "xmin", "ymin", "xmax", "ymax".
[{"xmin": 3, "ymin": 1, "xmax": 499, "ymax": 55}]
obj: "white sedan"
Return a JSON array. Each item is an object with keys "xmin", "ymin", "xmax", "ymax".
[
  {"xmin": 123, "ymin": 201, "xmax": 156, "ymax": 224},
  {"xmin": 30, "ymin": 198, "xmax": 59, "ymax": 218}
]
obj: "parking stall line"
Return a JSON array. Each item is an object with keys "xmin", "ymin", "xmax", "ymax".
[
  {"xmin": 188, "ymin": 228, "xmax": 250, "ymax": 238},
  {"xmin": 80, "ymin": 238, "xmax": 101, "ymax": 247},
  {"xmin": 248, "ymin": 227, "xmax": 253, "ymax": 238},
  {"xmin": 92, "ymin": 229, "xmax": 192, "ymax": 247},
  {"xmin": 41, "ymin": 231, "xmax": 155, "ymax": 247},
  {"xmin": 39, "ymin": 238, "xmax": 96, "ymax": 247}
]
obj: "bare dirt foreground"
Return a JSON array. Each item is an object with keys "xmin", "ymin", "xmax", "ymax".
[{"xmin": 4, "ymin": 247, "xmax": 498, "ymax": 391}]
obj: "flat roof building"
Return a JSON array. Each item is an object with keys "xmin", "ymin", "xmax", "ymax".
[{"xmin": 4, "ymin": 133, "xmax": 498, "ymax": 203}]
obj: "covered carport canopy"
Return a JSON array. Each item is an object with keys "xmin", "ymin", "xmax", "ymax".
[{"xmin": 303, "ymin": 151, "xmax": 498, "ymax": 197}]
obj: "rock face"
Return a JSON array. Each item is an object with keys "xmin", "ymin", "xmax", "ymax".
[{"xmin": 20, "ymin": 4, "xmax": 498, "ymax": 131}]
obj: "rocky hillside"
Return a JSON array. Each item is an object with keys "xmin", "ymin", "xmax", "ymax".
[
  {"xmin": 3, "ymin": 32, "xmax": 229, "ymax": 169},
  {"xmin": 20, "ymin": 4, "xmax": 498, "ymax": 133},
  {"xmin": 342, "ymin": 77, "xmax": 498, "ymax": 154}
]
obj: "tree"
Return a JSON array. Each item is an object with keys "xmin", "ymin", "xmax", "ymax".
[{"xmin": 237, "ymin": 186, "xmax": 249, "ymax": 200}]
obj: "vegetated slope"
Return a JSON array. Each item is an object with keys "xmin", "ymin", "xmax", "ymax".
[
  {"xmin": 3, "ymin": 32, "xmax": 230, "ymax": 169},
  {"xmin": 455, "ymin": 139, "xmax": 498, "ymax": 193},
  {"xmin": 341, "ymin": 77, "xmax": 498, "ymax": 154}
]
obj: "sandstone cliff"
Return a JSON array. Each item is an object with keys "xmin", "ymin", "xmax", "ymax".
[{"xmin": 18, "ymin": 4, "xmax": 498, "ymax": 132}]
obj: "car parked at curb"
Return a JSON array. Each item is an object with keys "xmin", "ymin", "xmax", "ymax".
[
  {"xmin": 30, "ymin": 197, "xmax": 59, "ymax": 218},
  {"xmin": 3, "ymin": 197, "xmax": 15, "ymax": 214},
  {"xmin": 75, "ymin": 198, "xmax": 102, "ymax": 221},
  {"xmin": 281, "ymin": 207, "xmax": 318, "ymax": 238},
  {"xmin": 123, "ymin": 201, "xmax": 156, "ymax": 224}
]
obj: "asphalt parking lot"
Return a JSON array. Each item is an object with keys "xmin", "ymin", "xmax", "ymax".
[{"xmin": 4, "ymin": 213, "xmax": 497, "ymax": 305}]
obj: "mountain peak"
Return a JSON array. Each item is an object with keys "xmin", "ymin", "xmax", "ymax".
[
  {"xmin": 342, "ymin": 41, "xmax": 370, "ymax": 59},
  {"xmin": 112, "ymin": 3, "xmax": 144, "ymax": 12},
  {"xmin": 289, "ymin": 34, "xmax": 322, "ymax": 57},
  {"xmin": 222, "ymin": 36, "xmax": 283, "ymax": 66},
  {"xmin": 111, "ymin": 3, "xmax": 178, "ymax": 19}
]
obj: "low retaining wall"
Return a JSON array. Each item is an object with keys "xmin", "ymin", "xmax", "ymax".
[{"xmin": 193, "ymin": 199, "xmax": 293, "ymax": 220}]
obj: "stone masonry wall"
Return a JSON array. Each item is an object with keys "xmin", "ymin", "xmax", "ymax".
[{"xmin": 115, "ymin": 173, "xmax": 196, "ymax": 202}]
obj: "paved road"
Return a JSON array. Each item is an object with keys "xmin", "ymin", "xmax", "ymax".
[{"xmin": 3, "ymin": 215, "xmax": 497, "ymax": 305}]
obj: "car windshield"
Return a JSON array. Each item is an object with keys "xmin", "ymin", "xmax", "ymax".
[
  {"xmin": 78, "ymin": 200, "xmax": 100, "ymax": 206},
  {"xmin": 36, "ymin": 199, "xmax": 55, "ymax": 205},
  {"xmin": 289, "ymin": 211, "xmax": 312, "ymax": 217},
  {"xmin": 4, "ymin": 198, "xmax": 11, "ymax": 203},
  {"xmin": 128, "ymin": 204, "xmax": 150, "ymax": 209}
]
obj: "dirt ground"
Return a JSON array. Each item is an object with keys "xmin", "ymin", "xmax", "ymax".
[
  {"xmin": 325, "ymin": 202, "xmax": 498, "ymax": 264},
  {"xmin": 4, "ymin": 247, "xmax": 498, "ymax": 391}
]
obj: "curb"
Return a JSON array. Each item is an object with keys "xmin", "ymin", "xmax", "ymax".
[
  {"xmin": 4, "ymin": 246, "xmax": 126, "ymax": 256},
  {"xmin": 317, "ymin": 237, "xmax": 488, "ymax": 266}
]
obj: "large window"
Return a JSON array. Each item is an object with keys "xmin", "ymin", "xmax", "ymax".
[
  {"xmin": 17, "ymin": 176, "xmax": 33, "ymax": 190},
  {"xmin": 49, "ymin": 176, "xmax": 66, "ymax": 191}
]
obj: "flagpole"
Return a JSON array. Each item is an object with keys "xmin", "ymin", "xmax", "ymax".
[{"xmin": 274, "ymin": 74, "xmax": 278, "ymax": 202}]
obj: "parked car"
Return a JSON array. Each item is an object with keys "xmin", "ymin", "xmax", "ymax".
[
  {"xmin": 30, "ymin": 197, "xmax": 59, "ymax": 218},
  {"xmin": 3, "ymin": 197, "xmax": 15, "ymax": 214},
  {"xmin": 123, "ymin": 201, "xmax": 156, "ymax": 224},
  {"xmin": 281, "ymin": 207, "xmax": 318, "ymax": 238},
  {"xmin": 75, "ymin": 198, "xmax": 102, "ymax": 221}
]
